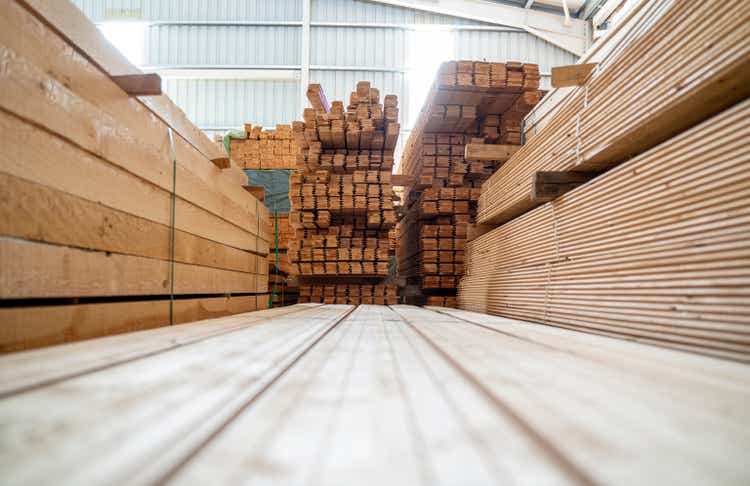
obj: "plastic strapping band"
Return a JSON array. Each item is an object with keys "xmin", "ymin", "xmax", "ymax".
[{"xmin": 166, "ymin": 127, "xmax": 177, "ymax": 325}]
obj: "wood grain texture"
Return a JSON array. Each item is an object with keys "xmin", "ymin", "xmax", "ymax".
[
  {"xmin": 1, "ymin": 305, "xmax": 748, "ymax": 485},
  {"xmin": 460, "ymin": 99, "xmax": 750, "ymax": 360},
  {"xmin": 0, "ymin": 294, "xmax": 269, "ymax": 353},
  {"xmin": 478, "ymin": 0, "xmax": 750, "ymax": 226}
]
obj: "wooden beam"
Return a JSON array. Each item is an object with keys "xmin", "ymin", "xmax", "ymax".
[
  {"xmin": 0, "ymin": 304, "xmax": 317, "ymax": 395},
  {"xmin": 391, "ymin": 174, "xmax": 417, "ymax": 187},
  {"xmin": 210, "ymin": 156, "xmax": 232, "ymax": 169},
  {"xmin": 530, "ymin": 171, "xmax": 594, "ymax": 203},
  {"xmin": 0, "ymin": 294, "xmax": 265, "ymax": 353},
  {"xmin": 244, "ymin": 185, "xmax": 265, "ymax": 202},
  {"xmin": 0, "ymin": 172, "xmax": 262, "ymax": 273},
  {"xmin": 550, "ymin": 63, "xmax": 598, "ymax": 87},
  {"xmin": 111, "ymin": 73, "xmax": 162, "ymax": 96},
  {"xmin": 464, "ymin": 143, "xmax": 520, "ymax": 161},
  {"xmin": 0, "ymin": 304, "xmax": 354, "ymax": 483},
  {"xmin": 0, "ymin": 238, "xmax": 264, "ymax": 299},
  {"xmin": 306, "ymin": 83, "xmax": 330, "ymax": 112}
]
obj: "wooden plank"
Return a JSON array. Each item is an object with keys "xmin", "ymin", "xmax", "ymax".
[
  {"xmin": 0, "ymin": 305, "xmax": 354, "ymax": 485},
  {"xmin": 0, "ymin": 172, "xmax": 262, "ymax": 273},
  {"xmin": 306, "ymin": 83, "xmax": 330, "ymax": 113},
  {"xmin": 392, "ymin": 305, "xmax": 750, "ymax": 485},
  {"xmin": 0, "ymin": 1, "xmax": 267, "ymax": 244},
  {"xmin": 17, "ymin": 0, "xmax": 244, "ymax": 176},
  {"xmin": 464, "ymin": 143, "xmax": 521, "ymax": 161},
  {"xmin": 0, "ymin": 110, "xmax": 262, "ymax": 254},
  {"xmin": 391, "ymin": 173, "xmax": 417, "ymax": 187},
  {"xmin": 550, "ymin": 63, "xmax": 598, "ymax": 88},
  {"xmin": 0, "ymin": 304, "xmax": 320, "ymax": 396},
  {"xmin": 243, "ymin": 185, "xmax": 266, "ymax": 202},
  {"xmin": 111, "ymin": 73, "xmax": 162, "ymax": 96},
  {"xmin": 0, "ymin": 294, "xmax": 266, "ymax": 353},
  {"xmin": 210, "ymin": 156, "xmax": 232, "ymax": 170},
  {"xmin": 168, "ymin": 304, "xmax": 573, "ymax": 484},
  {"xmin": 0, "ymin": 238, "xmax": 265, "ymax": 299}
]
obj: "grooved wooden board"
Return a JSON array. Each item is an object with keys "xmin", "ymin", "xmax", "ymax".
[{"xmin": 1, "ymin": 305, "xmax": 748, "ymax": 485}]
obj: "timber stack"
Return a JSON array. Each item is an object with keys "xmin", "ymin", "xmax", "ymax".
[
  {"xmin": 0, "ymin": 0, "xmax": 271, "ymax": 351},
  {"xmin": 289, "ymin": 82, "xmax": 399, "ymax": 304},
  {"xmin": 459, "ymin": 0, "xmax": 750, "ymax": 360},
  {"xmin": 230, "ymin": 124, "xmax": 297, "ymax": 170},
  {"xmin": 397, "ymin": 60, "xmax": 541, "ymax": 307},
  {"xmin": 231, "ymin": 121, "xmax": 300, "ymax": 306}
]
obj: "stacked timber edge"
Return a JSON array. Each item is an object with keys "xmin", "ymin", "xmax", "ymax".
[
  {"xmin": 459, "ymin": 0, "xmax": 750, "ymax": 362},
  {"xmin": 229, "ymin": 124, "xmax": 297, "ymax": 170},
  {"xmin": 397, "ymin": 60, "xmax": 541, "ymax": 307},
  {"xmin": 225, "ymin": 122, "xmax": 300, "ymax": 306},
  {"xmin": 289, "ymin": 82, "xmax": 399, "ymax": 304},
  {"xmin": 0, "ymin": 0, "xmax": 270, "ymax": 352}
]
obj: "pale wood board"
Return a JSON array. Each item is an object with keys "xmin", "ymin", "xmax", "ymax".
[
  {"xmin": 0, "ymin": 294, "xmax": 269, "ymax": 353},
  {"xmin": 1, "ymin": 305, "xmax": 749, "ymax": 485}
]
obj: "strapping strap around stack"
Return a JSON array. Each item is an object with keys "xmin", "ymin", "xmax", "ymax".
[{"xmin": 166, "ymin": 128, "xmax": 177, "ymax": 325}]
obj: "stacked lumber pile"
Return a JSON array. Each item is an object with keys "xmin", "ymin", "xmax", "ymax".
[
  {"xmin": 397, "ymin": 60, "xmax": 541, "ymax": 306},
  {"xmin": 477, "ymin": 0, "xmax": 750, "ymax": 227},
  {"xmin": 0, "ymin": 0, "xmax": 270, "ymax": 351},
  {"xmin": 230, "ymin": 124, "xmax": 297, "ymax": 169},
  {"xmin": 267, "ymin": 213, "xmax": 298, "ymax": 306},
  {"xmin": 291, "ymin": 82, "xmax": 399, "ymax": 304},
  {"xmin": 298, "ymin": 284, "xmax": 397, "ymax": 305},
  {"xmin": 460, "ymin": 94, "xmax": 750, "ymax": 361}
]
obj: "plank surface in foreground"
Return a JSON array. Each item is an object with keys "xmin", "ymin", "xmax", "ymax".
[{"xmin": 1, "ymin": 304, "xmax": 749, "ymax": 485}]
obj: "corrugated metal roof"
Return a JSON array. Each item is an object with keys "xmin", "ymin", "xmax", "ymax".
[{"xmin": 145, "ymin": 25, "xmax": 301, "ymax": 66}]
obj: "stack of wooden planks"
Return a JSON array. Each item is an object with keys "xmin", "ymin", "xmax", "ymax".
[
  {"xmin": 460, "ymin": 98, "xmax": 750, "ymax": 361},
  {"xmin": 230, "ymin": 124, "xmax": 297, "ymax": 169},
  {"xmin": 291, "ymin": 82, "xmax": 399, "ymax": 304},
  {"xmin": 2, "ymin": 304, "xmax": 749, "ymax": 484},
  {"xmin": 0, "ymin": 0, "xmax": 270, "ymax": 352},
  {"xmin": 477, "ymin": 0, "xmax": 750, "ymax": 227},
  {"xmin": 397, "ymin": 60, "xmax": 541, "ymax": 306},
  {"xmin": 267, "ymin": 213, "xmax": 298, "ymax": 306}
]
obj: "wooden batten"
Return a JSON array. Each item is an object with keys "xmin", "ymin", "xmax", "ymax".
[
  {"xmin": 244, "ymin": 185, "xmax": 266, "ymax": 201},
  {"xmin": 464, "ymin": 143, "xmax": 520, "ymax": 161},
  {"xmin": 550, "ymin": 63, "xmax": 598, "ymax": 87},
  {"xmin": 111, "ymin": 73, "xmax": 162, "ymax": 96},
  {"xmin": 211, "ymin": 156, "xmax": 232, "ymax": 169}
]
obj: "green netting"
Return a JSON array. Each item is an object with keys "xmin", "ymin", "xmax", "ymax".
[{"xmin": 222, "ymin": 130, "xmax": 246, "ymax": 156}]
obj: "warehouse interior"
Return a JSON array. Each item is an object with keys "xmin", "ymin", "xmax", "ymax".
[{"xmin": 1, "ymin": 0, "xmax": 749, "ymax": 484}]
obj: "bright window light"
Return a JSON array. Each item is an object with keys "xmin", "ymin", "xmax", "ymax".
[
  {"xmin": 407, "ymin": 28, "xmax": 455, "ymax": 129},
  {"xmin": 98, "ymin": 22, "xmax": 147, "ymax": 66}
]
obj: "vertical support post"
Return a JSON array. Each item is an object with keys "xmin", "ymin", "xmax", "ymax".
[{"xmin": 300, "ymin": 0, "xmax": 311, "ymax": 115}]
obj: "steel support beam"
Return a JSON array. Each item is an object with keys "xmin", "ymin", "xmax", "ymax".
[{"xmin": 300, "ymin": 0, "xmax": 311, "ymax": 115}]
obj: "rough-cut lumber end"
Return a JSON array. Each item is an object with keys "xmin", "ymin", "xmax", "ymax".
[
  {"xmin": 531, "ymin": 171, "xmax": 595, "ymax": 203},
  {"xmin": 244, "ymin": 185, "xmax": 265, "ymax": 202},
  {"xmin": 111, "ymin": 73, "xmax": 162, "ymax": 96},
  {"xmin": 391, "ymin": 174, "xmax": 417, "ymax": 187},
  {"xmin": 306, "ymin": 83, "xmax": 330, "ymax": 113},
  {"xmin": 464, "ymin": 144, "xmax": 520, "ymax": 161},
  {"xmin": 550, "ymin": 63, "xmax": 598, "ymax": 88},
  {"xmin": 210, "ymin": 156, "xmax": 231, "ymax": 169}
]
